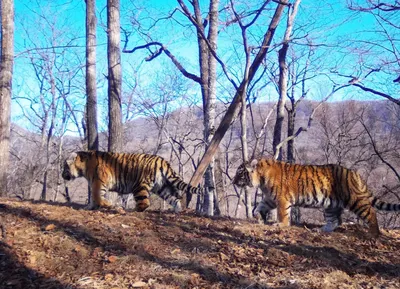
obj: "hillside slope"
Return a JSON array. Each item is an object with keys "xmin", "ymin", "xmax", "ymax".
[{"xmin": 0, "ymin": 199, "xmax": 399, "ymax": 289}]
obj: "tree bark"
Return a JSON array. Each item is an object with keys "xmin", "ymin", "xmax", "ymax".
[
  {"xmin": 202, "ymin": 0, "xmax": 219, "ymax": 216},
  {"xmin": 0, "ymin": 0, "xmax": 14, "ymax": 197},
  {"xmin": 181, "ymin": 0, "xmax": 219, "ymax": 216},
  {"xmin": 189, "ymin": 1, "xmax": 288, "ymax": 187},
  {"xmin": 107, "ymin": 0, "xmax": 122, "ymax": 152},
  {"xmin": 274, "ymin": 0, "xmax": 301, "ymax": 222},
  {"xmin": 86, "ymin": 0, "xmax": 99, "ymax": 151},
  {"xmin": 272, "ymin": 43, "xmax": 289, "ymax": 161},
  {"xmin": 86, "ymin": 0, "xmax": 99, "ymax": 205}
]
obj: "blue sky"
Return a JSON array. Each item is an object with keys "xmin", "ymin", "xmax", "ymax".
[{"xmin": 10, "ymin": 0, "xmax": 399, "ymax": 134}]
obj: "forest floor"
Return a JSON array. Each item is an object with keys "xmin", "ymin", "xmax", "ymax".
[{"xmin": 0, "ymin": 198, "xmax": 400, "ymax": 289}]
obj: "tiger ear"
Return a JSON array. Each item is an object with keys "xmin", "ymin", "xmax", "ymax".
[
  {"xmin": 77, "ymin": 151, "xmax": 90, "ymax": 161},
  {"xmin": 66, "ymin": 152, "xmax": 78, "ymax": 164},
  {"xmin": 250, "ymin": 159, "xmax": 258, "ymax": 169}
]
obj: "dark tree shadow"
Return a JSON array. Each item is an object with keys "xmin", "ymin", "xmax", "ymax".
[{"xmin": 0, "ymin": 241, "xmax": 77, "ymax": 289}]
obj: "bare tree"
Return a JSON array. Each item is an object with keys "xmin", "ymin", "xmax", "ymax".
[
  {"xmin": 0, "ymin": 0, "xmax": 14, "ymax": 197},
  {"xmin": 107, "ymin": 0, "xmax": 123, "ymax": 152},
  {"xmin": 272, "ymin": 0, "xmax": 301, "ymax": 160}
]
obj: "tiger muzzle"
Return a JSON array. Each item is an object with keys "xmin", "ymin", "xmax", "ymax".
[
  {"xmin": 62, "ymin": 164, "xmax": 72, "ymax": 181},
  {"xmin": 62, "ymin": 170, "xmax": 72, "ymax": 181}
]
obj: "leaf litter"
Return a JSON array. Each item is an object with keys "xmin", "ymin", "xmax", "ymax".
[{"xmin": 0, "ymin": 199, "xmax": 399, "ymax": 288}]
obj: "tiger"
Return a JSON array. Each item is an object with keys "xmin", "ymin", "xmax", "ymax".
[
  {"xmin": 233, "ymin": 158, "xmax": 400, "ymax": 237},
  {"xmin": 62, "ymin": 150, "xmax": 203, "ymax": 212}
]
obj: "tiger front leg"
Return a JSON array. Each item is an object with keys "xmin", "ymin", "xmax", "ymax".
[
  {"xmin": 253, "ymin": 198, "xmax": 277, "ymax": 224},
  {"xmin": 275, "ymin": 197, "xmax": 291, "ymax": 228},
  {"xmin": 87, "ymin": 181, "xmax": 112, "ymax": 210}
]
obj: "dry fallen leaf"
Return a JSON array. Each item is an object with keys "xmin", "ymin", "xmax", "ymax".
[
  {"xmin": 171, "ymin": 248, "xmax": 181, "ymax": 254},
  {"xmin": 44, "ymin": 224, "xmax": 56, "ymax": 231},
  {"xmin": 107, "ymin": 255, "xmax": 118, "ymax": 263},
  {"xmin": 131, "ymin": 281, "xmax": 147, "ymax": 288}
]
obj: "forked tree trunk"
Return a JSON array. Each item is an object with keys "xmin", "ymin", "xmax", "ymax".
[{"xmin": 0, "ymin": 0, "xmax": 14, "ymax": 197}]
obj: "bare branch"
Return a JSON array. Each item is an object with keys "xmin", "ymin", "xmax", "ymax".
[
  {"xmin": 352, "ymin": 83, "xmax": 400, "ymax": 106},
  {"xmin": 123, "ymin": 41, "xmax": 202, "ymax": 83},
  {"xmin": 273, "ymin": 83, "xmax": 350, "ymax": 160},
  {"xmin": 359, "ymin": 120, "xmax": 400, "ymax": 182}
]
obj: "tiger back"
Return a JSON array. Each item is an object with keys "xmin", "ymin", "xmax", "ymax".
[
  {"xmin": 233, "ymin": 158, "xmax": 400, "ymax": 237},
  {"xmin": 62, "ymin": 150, "xmax": 203, "ymax": 212}
]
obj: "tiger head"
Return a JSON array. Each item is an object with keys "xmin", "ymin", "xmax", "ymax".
[
  {"xmin": 62, "ymin": 151, "xmax": 90, "ymax": 181},
  {"xmin": 233, "ymin": 159, "xmax": 259, "ymax": 188}
]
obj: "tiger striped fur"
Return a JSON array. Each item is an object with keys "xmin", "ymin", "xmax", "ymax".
[
  {"xmin": 233, "ymin": 158, "xmax": 400, "ymax": 237},
  {"xmin": 62, "ymin": 151, "xmax": 203, "ymax": 212}
]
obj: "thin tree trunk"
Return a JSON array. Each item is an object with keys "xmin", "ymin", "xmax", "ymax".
[
  {"xmin": 0, "ymin": 0, "xmax": 14, "ymax": 197},
  {"xmin": 184, "ymin": 0, "xmax": 219, "ymax": 216},
  {"xmin": 213, "ymin": 153, "xmax": 223, "ymax": 216},
  {"xmin": 203, "ymin": 0, "xmax": 219, "ymax": 216},
  {"xmin": 287, "ymin": 107, "xmax": 300, "ymax": 224},
  {"xmin": 274, "ymin": 0, "xmax": 301, "ymax": 223},
  {"xmin": 240, "ymin": 89, "xmax": 252, "ymax": 218},
  {"xmin": 86, "ymin": 0, "xmax": 99, "ymax": 151},
  {"xmin": 107, "ymin": 0, "xmax": 122, "ymax": 153},
  {"xmin": 287, "ymin": 109, "xmax": 295, "ymax": 163},
  {"xmin": 272, "ymin": 43, "xmax": 288, "ymax": 160}
]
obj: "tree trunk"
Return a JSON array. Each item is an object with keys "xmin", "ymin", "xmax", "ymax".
[
  {"xmin": 240, "ymin": 86, "xmax": 252, "ymax": 218},
  {"xmin": 86, "ymin": 0, "xmax": 99, "ymax": 151},
  {"xmin": 189, "ymin": 1, "xmax": 288, "ymax": 187},
  {"xmin": 202, "ymin": 0, "xmax": 219, "ymax": 216},
  {"xmin": 184, "ymin": 0, "xmax": 219, "ymax": 216},
  {"xmin": 272, "ymin": 44, "xmax": 288, "ymax": 161},
  {"xmin": 0, "ymin": 0, "xmax": 14, "ymax": 197},
  {"xmin": 274, "ymin": 0, "xmax": 302, "ymax": 222},
  {"xmin": 287, "ymin": 107, "xmax": 300, "ymax": 224},
  {"xmin": 86, "ymin": 0, "xmax": 98, "ymax": 205},
  {"xmin": 213, "ymin": 153, "xmax": 224, "ymax": 216},
  {"xmin": 107, "ymin": 0, "xmax": 122, "ymax": 152},
  {"xmin": 287, "ymin": 109, "xmax": 295, "ymax": 163}
]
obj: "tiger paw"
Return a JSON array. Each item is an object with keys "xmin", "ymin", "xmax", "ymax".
[
  {"xmin": 173, "ymin": 201, "xmax": 182, "ymax": 213},
  {"xmin": 253, "ymin": 212, "xmax": 264, "ymax": 224},
  {"xmin": 273, "ymin": 222, "xmax": 290, "ymax": 228},
  {"xmin": 99, "ymin": 199, "xmax": 113, "ymax": 209},
  {"xmin": 321, "ymin": 223, "xmax": 339, "ymax": 233}
]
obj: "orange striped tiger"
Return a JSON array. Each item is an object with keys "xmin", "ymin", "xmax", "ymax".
[
  {"xmin": 233, "ymin": 158, "xmax": 400, "ymax": 237},
  {"xmin": 62, "ymin": 151, "xmax": 203, "ymax": 212}
]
